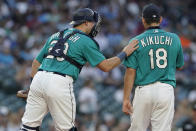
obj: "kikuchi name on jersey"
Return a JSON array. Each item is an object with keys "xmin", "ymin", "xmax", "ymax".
[{"xmin": 140, "ymin": 36, "xmax": 173, "ymax": 47}]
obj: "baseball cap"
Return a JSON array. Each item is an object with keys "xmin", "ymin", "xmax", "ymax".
[{"xmin": 142, "ymin": 3, "xmax": 161, "ymax": 19}]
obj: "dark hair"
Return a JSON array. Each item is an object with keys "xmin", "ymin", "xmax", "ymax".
[{"xmin": 144, "ymin": 17, "xmax": 160, "ymax": 25}]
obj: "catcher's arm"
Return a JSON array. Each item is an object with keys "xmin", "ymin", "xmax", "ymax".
[
  {"xmin": 31, "ymin": 59, "xmax": 41, "ymax": 77},
  {"xmin": 16, "ymin": 59, "xmax": 41, "ymax": 99},
  {"xmin": 97, "ymin": 40, "xmax": 138, "ymax": 72}
]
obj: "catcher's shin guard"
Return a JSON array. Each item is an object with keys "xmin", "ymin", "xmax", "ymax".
[
  {"xmin": 20, "ymin": 124, "xmax": 40, "ymax": 131},
  {"xmin": 69, "ymin": 127, "xmax": 78, "ymax": 131}
]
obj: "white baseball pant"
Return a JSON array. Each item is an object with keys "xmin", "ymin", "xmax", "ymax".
[
  {"xmin": 129, "ymin": 82, "xmax": 174, "ymax": 131},
  {"xmin": 21, "ymin": 71, "xmax": 76, "ymax": 131}
]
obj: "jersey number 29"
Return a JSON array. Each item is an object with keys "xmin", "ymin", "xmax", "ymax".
[
  {"xmin": 47, "ymin": 40, "xmax": 69, "ymax": 61},
  {"xmin": 148, "ymin": 48, "xmax": 167, "ymax": 69}
]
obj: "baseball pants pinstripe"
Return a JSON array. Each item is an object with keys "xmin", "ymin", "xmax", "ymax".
[
  {"xmin": 21, "ymin": 71, "xmax": 76, "ymax": 131},
  {"xmin": 129, "ymin": 82, "xmax": 174, "ymax": 131}
]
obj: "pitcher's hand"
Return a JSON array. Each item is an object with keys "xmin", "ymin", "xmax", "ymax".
[{"xmin": 122, "ymin": 100, "xmax": 133, "ymax": 115}]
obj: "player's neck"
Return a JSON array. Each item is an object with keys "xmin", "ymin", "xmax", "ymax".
[
  {"xmin": 145, "ymin": 23, "xmax": 160, "ymax": 29},
  {"xmin": 74, "ymin": 26, "xmax": 88, "ymax": 34}
]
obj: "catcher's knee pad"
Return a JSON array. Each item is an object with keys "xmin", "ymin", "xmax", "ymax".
[
  {"xmin": 69, "ymin": 126, "xmax": 78, "ymax": 131},
  {"xmin": 20, "ymin": 124, "xmax": 40, "ymax": 131}
]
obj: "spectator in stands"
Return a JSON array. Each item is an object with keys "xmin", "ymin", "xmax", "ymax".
[
  {"xmin": 78, "ymin": 80, "xmax": 98, "ymax": 131},
  {"xmin": 179, "ymin": 101, "xmax": 196, "ymax": 131},
  {"xmin": 0, "ymin": 106, "xmax": 9, "ymax": 131},
  {"xmin": 112, "ymin": 117, "xmax": 130, "ymax": 131},
  {"xmin": 7, "ymin": 113, "xmax": 20, "ymax": 131},
  {"xmin": 79, "ymin": 80, "xmax": 98, "ymax": 115}
]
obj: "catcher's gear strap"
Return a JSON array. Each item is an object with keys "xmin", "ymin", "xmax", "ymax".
[
  {"xmin": 58, "ymin": 29, "xmax": 100, "ymax": 49},
  {"xmin": 45, "ymin": 29, "xmax": 83, "ymax": 70},
  {"xmin": 44, "ymin": 28, "xmax": 100, "ymax": 71},
  {"xmin": 20, "ymin": 124, "xmax": 40, "ymax": 131},
  {"xmin": 69, "ymin": 127, "xmax": 78, "ymax": 131}
]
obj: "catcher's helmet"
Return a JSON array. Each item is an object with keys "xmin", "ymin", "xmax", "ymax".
[{"xmin": 70, "ymin": 8, "xmax": 101, "ymax": 37}]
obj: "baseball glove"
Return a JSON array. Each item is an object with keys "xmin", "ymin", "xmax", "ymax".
[{"xmin": 16, "ymin": 89, "xmax": 29, "ymax": 99}]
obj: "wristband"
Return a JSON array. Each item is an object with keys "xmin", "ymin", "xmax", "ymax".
[{"xmin": 117, "ymin": 52, "xmax": 127, "ymax": 62}]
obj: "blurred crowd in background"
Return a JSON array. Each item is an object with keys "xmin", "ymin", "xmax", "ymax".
[{"xmin": 0, "ymin": 0, "xmax": 196, "ymax": 131}]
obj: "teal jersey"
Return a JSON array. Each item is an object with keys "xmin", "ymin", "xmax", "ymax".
[
  {"xmin": 123, "ymin": 28, "xmax": 184, "ymax": 87},
  {"xmin": 36, "ymin": 28, "xmax": 106, "ymax": 80}
]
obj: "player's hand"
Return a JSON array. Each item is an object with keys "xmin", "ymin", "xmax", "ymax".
[
  {"xmin": 123, "ymin": 40, "xmax": 139, "ymax": 56},
  {"xmin": 122, "ymin": 100, "xmax": 133, "ymax": 115},
  {"xmin": 16, "ymin": 89, "xmax": 29, "ymax": 99}
]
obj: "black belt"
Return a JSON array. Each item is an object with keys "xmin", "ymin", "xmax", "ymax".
[
  {"xmin": 22, "ymin": 124, "xmax": 40, "ymax": 131},
  {"xmin": 38, "ymin": 69, "xmax": 67, "ymax": 77}
]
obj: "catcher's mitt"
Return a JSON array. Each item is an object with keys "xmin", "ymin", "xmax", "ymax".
[{"xmin": 16, "ymin": 89, "xmax": 29, "ymax": 99}]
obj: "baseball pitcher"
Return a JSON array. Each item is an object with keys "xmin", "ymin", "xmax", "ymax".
[{"xmin": 122, "ymin": 4, "xmax": 184, "ymax": 131}]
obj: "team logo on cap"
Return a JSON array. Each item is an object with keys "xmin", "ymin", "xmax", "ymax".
[{"xmin": 152, "ymin": 15, "xmax": 157, "ymax": 18}]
